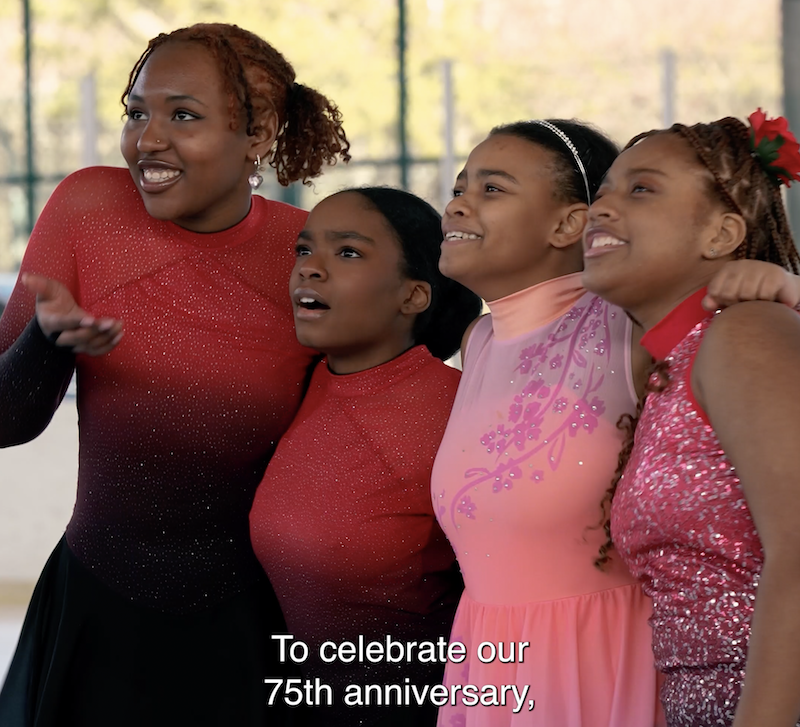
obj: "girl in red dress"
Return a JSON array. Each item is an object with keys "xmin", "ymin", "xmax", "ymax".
[{"xmin": 249, "ymin": 187, "xmax": 481, "ymax": 727}]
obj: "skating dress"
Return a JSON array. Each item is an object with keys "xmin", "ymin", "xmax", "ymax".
[
  {"xmin": 611, "ymin": 289, "xmax": 798, "ymax": 726},
  {"xmin": 432, "ymin": 273, "xmax": 663, "ymax": 727},
  {"xmin": 250, "ymin": 346, "xmax": 464, "ymax": 727},
  {"xmin": 0, "ymin": 167, "xmax": 316, "ymax": 727}
]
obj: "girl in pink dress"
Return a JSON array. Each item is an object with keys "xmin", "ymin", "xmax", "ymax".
[
  {"xmin": 582, "ymin": 112, "xmax": 800, "ymax": 726},
  {"xmin": 432, "ymin": 119, "xmax": 800, "ymax": 727},
  {"xmin": 433, "ymin": 120, "xmax": 662, "ymax": 727}
]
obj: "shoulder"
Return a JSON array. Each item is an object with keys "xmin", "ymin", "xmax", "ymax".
[
  {"xmin": 704, "ymin": 301, "xmax": 800, "ymax": 352},
  {"xmin": 45, "ymin": 167, "xmax": 139, "ymax": 213},
  {"xmin": 696, "ymin": 301, "xmax": 800, "ymax": 379},
  {"xmin": 252, "ymin": 197, "xmax": 308, "ymax": 232},
  {"xmin": 462, "ymin": 313, "xmax": 490, "ymax": 362}
]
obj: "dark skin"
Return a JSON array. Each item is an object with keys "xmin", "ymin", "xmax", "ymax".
[
  {"xmin": 585, "ymin": 132, "xmax": 800, "ymax": 727},
  {"xmin": 25, "ymin": 40, "xmax": 278, "ymax": 354},
  {"xmin": 442, "ymin": 132, "xmax": 794, "ymax": 398}
]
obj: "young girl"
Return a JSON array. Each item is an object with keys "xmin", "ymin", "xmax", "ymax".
[
  {"xmin": 583, "ymin": 112, "xmax": 800, "ymax": 727},
  {"xmin": 431, "ymin": 119, "xmax": 800, "ymax": 727},
  {"xmin": 249, "ymin": 187, "xmax": 481, "ymax": 727},
  {"xmin": 0, "ymin": 23, "xmax": 348, "ymax": 727}
]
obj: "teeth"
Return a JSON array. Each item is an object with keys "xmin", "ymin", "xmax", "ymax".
[
  {"xmin": 299, "ymin": 297, "xmax": 315, "ymax": 304},
  {"xmin": 591, "ymin": 235, "xmax": 627, "ymax": 249},
  {"xmin": 445, "ymin": 231, "xmax": 481, "ymax": 240},
  {"xmin": 143, "ymin": 168, "xmax": 180, "ymax": 183}
]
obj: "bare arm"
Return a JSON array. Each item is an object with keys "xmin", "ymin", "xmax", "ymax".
[{"xmin": 693, "ymin": 301, "xmax": 800, "ymax": 727}]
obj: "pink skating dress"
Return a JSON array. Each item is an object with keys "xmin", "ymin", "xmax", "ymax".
[
  {"xmin": 611, "ymin": 290, "xmax": 799, "ymax": 727},
  {"xmin": 432, "ymin": 273, "xmax": 663, "ymax": 727}
]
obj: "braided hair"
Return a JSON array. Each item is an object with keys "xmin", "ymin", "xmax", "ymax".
[
  {"xmin": 121, "ymin": 23, "xmax": 350, "ymax": 186},
  {"xmin": 595, "ymin": 116, "xmax": 800, "ymax": 568}
]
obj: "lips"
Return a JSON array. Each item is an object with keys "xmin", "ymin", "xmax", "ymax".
[
  {"xmin": 583, "ymin": 228, "xmax": 628, "ymax": 258},
  {"xmin": 137, "ymin": 161, "xmax": 182, "ymax": 192},
  {"xmin": 442, "ymin": 228, "xmax": 483, "ymax": 245},
  {"xmin": 292, "ymin": 287, "xmax": 330, "ymax": 320}
]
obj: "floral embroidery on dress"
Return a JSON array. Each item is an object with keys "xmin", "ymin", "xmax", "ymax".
[{"xmin": 449, "ymin": 297, "xmax": 613, "ymax": 526}]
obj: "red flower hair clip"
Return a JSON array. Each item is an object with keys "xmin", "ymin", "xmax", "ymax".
[{"xmin": 748, "ymin": 108, "xmax": 800, "ymax": 187}]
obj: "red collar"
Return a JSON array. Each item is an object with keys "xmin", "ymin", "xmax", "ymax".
[{"xmin": 640, "ymin": 288, "xmax": 713, "ymax": 360}]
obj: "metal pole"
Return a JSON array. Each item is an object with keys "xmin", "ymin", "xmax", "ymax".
[
  {"xmin": 80, "ymin": 73, "xmax": 99, "ymax": 168},
  {"xmin": 661, "ymin": 48, "xmax": 676, "ymax": 128},
  {"xmin": 23, "ymin": 0, "xmax": 35, "ymax": 235},
  {"xmin": 440, "ymin": 59, "xmax": 455, "ymax": 210},
  {"xmin": 398, "ymin": 0, "xmax": 409, "ymax": 190},
  {"xmin": 783, "ymin": 0, "xmax": 800, "ymax": 239}
]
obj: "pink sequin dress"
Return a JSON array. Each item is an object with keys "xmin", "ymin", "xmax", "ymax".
[
  {"xmin": 611, "ymin": 289, "xmax": 792, "ymax": 727},
  {"xmin": 432, "ymin": 273, "xmax": 662, "ymax": 727}
]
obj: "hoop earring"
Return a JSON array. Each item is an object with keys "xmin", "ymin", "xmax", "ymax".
[{"xmin": 248, "ymin": 155, "xmax": 264, "ymax": 190}]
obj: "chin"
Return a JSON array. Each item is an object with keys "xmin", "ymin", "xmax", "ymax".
[{"xmin": 580, "ymin": 266, "xmax": 626, "ymax": 306}]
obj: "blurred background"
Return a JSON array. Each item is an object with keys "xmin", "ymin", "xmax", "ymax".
[{"xmin": 0, "ymin": 0, "xmax": 797, "ymax": 675}]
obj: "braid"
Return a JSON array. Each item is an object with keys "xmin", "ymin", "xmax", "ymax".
[
  {"xmin": 594, "ymin": 360, "xmax": 670, "ymax": 569},
  {"xmin": 626, "ymin": 119, "xmax": 800, "ymax": 274}
]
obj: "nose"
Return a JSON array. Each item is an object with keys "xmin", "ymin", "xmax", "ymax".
[
  {"xmin": 297, "ymin": 252, "xmax": 327, "ymax": 281},
  {"xmin": 444, "ymin": 193, "xmax": 469, "ymax": 220},
  {"xmin": 137, "ymin": 120, "xmax": 169, "ymax": 153},
  {"xmin": 587, "ymin": 193, "xmax": 618, "ymax": 223}
]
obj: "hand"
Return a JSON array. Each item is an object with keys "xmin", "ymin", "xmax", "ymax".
[
  {"xmin": 22, "ymin": 273, "xmax": 124, "ymax": 356},
  {"xmin": 703, "ymin": 260, "xmax": 800, "ymax": 311}
]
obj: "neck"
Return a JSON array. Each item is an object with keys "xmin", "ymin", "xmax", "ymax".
[
  {"xmin": 325, "ymin": 332, "xmax": 417, "ymax": 375},
  {"xmin": 629, "ymin": 267, "xmax": 722, "ymax": 331},
  {"xmin": 474, "ymin": 247, "xmax": 582, "ymax": 301}
]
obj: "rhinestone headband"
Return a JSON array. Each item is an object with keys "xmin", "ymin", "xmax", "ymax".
[{"xmin": 530, "ymin": 120, "xmax": 591, "ymax": 203}]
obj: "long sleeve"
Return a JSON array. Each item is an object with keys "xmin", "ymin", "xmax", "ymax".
[
  {"xmin": 0, "ymin": 316, "xmax": 74, "ymax": 446},
  {"xmin": 0, "ymin": 172, "xmax": 84, "ymax": 447}
]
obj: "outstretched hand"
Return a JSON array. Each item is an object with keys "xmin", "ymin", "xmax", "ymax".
[
  {"xmin": 22, "ymin": 273, "xmax": 124, "ymax": 356},
  {"xmin": 703, "ymin": 260, "xmax": 800, "ymax": 311}
]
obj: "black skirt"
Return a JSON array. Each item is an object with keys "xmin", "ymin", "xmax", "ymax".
[{"xmin": 0, "ymin": 537, "xmax": 296, "ymax": 727}]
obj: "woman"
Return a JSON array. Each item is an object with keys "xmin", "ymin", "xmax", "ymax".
[
  {"xmin": 0, "ymin": 22, "xmax": 348, "ymax": 727},
  {"xmin": 583, "ymin": 111, "xmax": 800, "ymax": 726}
]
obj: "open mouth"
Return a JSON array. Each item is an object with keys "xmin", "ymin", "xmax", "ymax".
[
  {"xmin": 444, "ymin": 231, "xmax": 482, "ymax": 242},
  {"xmin": 142, "ymin": 168, "xmax": 181, "ymax": 184},
  {"xmin": 297, "ymin": 296, "xmax": 330, "ymax": 311}
]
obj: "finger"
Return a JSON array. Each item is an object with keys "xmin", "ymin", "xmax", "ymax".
[
  {"xmin": 702, "ymin": 293, "xmax": 722, "ymax": 311},
  {"xmin": 62, "ymin": 321, "xmax": 122, "ymax": 350},
  {"xmin": 22, "ymin": 273, "xmax": 64, "ymax": 303},
  {"xmin": 73, "ymin": 331, "xmax": 124, "ymax": 357}
]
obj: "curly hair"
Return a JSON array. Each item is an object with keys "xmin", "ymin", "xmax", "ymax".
[
  {"xmin": 121, "ymin": 23, "xmax": 350, "ymax": 186},
  {"xmin": 595, "ymin": 115, "xmax": 800, "ymax": 568}
]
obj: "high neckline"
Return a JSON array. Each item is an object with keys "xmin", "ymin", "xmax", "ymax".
[
  {"xmin": 486, "ymin": 273, "xmax": 586, "ymax": 340},
  {"xmin": 640, "ymin": 288, "xmax": 712, "ymax": 360},
  {"xmin": 319, "ymin": 344, "xmax": 435, "ymax": 396},
  {"xmin": 165, "ymin": 195, "xmax": 270, "ymax": 250}
]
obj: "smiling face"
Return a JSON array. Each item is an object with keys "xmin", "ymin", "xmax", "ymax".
[
  {"xmin": 120, "ymin": 41, "xmax": 264, "ymax": 233},
  {"xmin": 439, "ymin": 133, "xmax": 584, "ymax": 301},
  {"xmin": 582, "ymin": 132, "xmax": 731, "ymax": 328},
  {"xmin": 289, "ymin": 192, "xmax": 428, "ymax": 374}
]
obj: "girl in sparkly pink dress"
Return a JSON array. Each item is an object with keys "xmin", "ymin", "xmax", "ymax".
[{"xmin": 583, "ymin": 112, "xmax": 800, "ymax": 726}]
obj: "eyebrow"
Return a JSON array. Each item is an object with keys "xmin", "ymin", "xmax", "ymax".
[
  {"xmin": 599, "ymin": 166, "xmax": 670, "ymax": 187},
  {"xmin": 625, "ymin": 166, "xmax": 669, "ymax": 178},
  {"xmin": 476, "ymin": 168, "xmax": 520, "ymax": 184},
  {"xmin": 297, "ymin": 230, "xmax": 375, "ymax": 244},
  {"xmin": 128, "ymin": 93, "xmax": 208, "ymax": 107}
]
